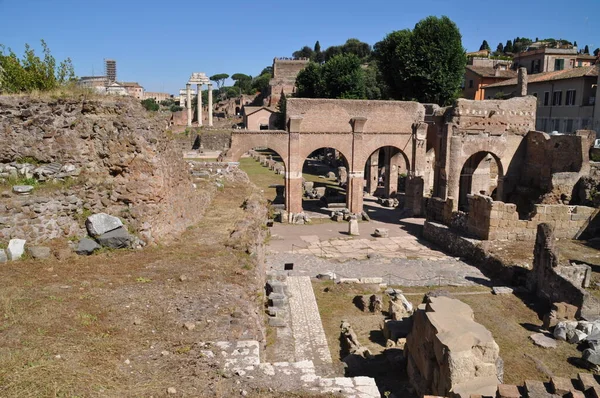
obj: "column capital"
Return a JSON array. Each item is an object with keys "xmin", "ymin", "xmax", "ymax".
[{"xmin": 351, "ymin": 117, "xmax": 368, "ymax": 133}]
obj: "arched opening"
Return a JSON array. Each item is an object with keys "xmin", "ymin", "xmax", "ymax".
[
  {"xmin": 300, "ymin": 147, "xmax": 349, "ymax": 217},
  {"xmin": 235, "ymin": 106, "xmax": 241, "ymax": 116},
  {"xmin": 364, "ymin": 146, "xmax": 410, "ymax": 199},
  {"xmin": 238, "ymin": 147, "xmax": 286, "ymax": 205},
  {"xmin": 458, "ymin": 151, "xmax": 503, "ymax": 212}
]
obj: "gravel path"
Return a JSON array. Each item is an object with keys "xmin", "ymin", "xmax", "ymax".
[{"xmin": 267, "ymin": 253, "xmax": 490, "ymax": 287}]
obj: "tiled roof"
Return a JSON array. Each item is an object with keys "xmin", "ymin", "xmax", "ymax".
[
  {"xmin": 243, "ymin": 106, "xmax": 276, "ymax": 116},
  {"xmin": 466, "ymin": 65, "xmax": 518, "ymax": 79},
  {"xmin": 485, "ymin": 65, "xmax": 599, "ymax": 88}
]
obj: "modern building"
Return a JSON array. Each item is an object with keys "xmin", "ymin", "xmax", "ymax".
[
  {"xmin": 106, "ymin": 82, "xmax": 128, "ymax": 96},
  {"xmin": 121, "ymin": 82, "xmax": 144, "ymax": 99},
  {"xmin": 104, "ymin": 59, "xmax": 117, "ymax": 83},
  {"xmin": 143, "ymin": 92, "xmax": 172, "ymax": 103},
  {"xmin": 78, "ymin": 76, "xmax": 109, "ymax": 93},
  {"xmin": 484, "ymin": 65, "xmax": 600, "ymax": 135},
  {"xmin": 512, "ymin": 47, "xmax": 579, "ymax": 74},
  {"xmin": 242, "ymin": 106, "xmax": 278, "ymax": 130},
  {"xmin": 463, "ymin": 65, "xmax": 517, "ymax": 100}
]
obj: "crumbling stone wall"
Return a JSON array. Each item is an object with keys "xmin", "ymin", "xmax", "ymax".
[
  {"xmin": 406, "ymin": 296, "xmax": 502, "ymax": 398},
  {"xmin": 465, "ymin": 194, "xmax": 595, "ymax": 240},
  {"xmin": 520, "ymin": 130, "xmax": 595, "ymax": 203},
  {"xmin": 0, "ymin": 95, "xmax": 212, "ymax": 245},
  {"xmin": 528, "ymin": 223, "xmax": 600, "ymax": 319}
]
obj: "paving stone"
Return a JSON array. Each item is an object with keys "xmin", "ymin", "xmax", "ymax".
[{"xmin": 530, "ymin": 333, "xmax": 557, "ymax": 349}]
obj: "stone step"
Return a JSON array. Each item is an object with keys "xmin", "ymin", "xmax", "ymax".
[
  {"xmin": 524, "ymin": 379, "xmax": 556, "ymax": 398},
  {"xmin": 578, "ymin": 373, "xmax": 600, "ymax": 392},
  {"xmin": 199, "ymin": 340, "xmax": 379, "ymax": 397},
  {"xmin": 551, "ymin": 377, "xmax": 576, "ymax": 396}
]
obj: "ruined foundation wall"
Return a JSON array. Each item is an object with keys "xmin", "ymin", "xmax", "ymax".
[
  {"xmin": 529, "ymin": 224, "xmax": 600, "ymax": 319},
  {"xmin": 521, "ymin": 130, "xmax": 595, "ymax": 198},
  {"xmin": 0, "ymin": 95, "xmax": 212, "ymax": 245},
  {"xmin": 406, "ymin": 296, "xmax": 501, "ymax": 398},
  {"xmin": 466, "ymin": 194, "xmax": 595, "ymax": 240}
]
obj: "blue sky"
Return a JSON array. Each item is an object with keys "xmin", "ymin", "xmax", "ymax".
[{"xmin": 0, "ymin": 0, "xmax": 598, "ymax": 94}]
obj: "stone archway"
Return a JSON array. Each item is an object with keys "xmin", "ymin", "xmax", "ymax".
[
  {"xmin": 363, "ymin": 146, "xmax": 411, "ymax": 198},
  {"xmin": 458, "ymin": 151, "xmax": 504, "ymax": 211}
]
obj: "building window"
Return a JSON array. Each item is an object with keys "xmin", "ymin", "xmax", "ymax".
[
  {"xmin": 582, "ymin": 119, "xmax": 592, "ymax": 129},
  {"xmin": 554, "ymin": 58, "xmax": 565, "ymax": 71},
  {"xmin": 578, "ymin": 61, "xmax": 583, "ymax": 67},
  {"xmin": 544, "ymin": 92, "xmax": 550, "ymax": 106},
  {"xmin": 468, "ymin": 80, "xmax": 474, "ymax": 88},
  {"xmin": 565, "ymin": 90, "xmax": 576, "ymax": 106},
  {"xmin": 552, "ymin": 91, "xmax": 562, "ymax": 106},
  {"xmin": 566, "ymin": 119, "xmax": 574, "ymax": 132},
  {"xmin": 552, "ymin": 119, "xmax": 560, "ymax": 132}
]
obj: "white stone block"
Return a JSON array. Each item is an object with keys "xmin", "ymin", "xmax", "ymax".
[{"xmin": 7, "ymin": 239, "xmax": 26, "ymax": 260}]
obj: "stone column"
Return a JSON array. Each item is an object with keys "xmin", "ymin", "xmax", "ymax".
[
  {"xmin": 384, "ymin": 148, "xmax": 399, "ymax": 198},
  {"xmin": 517, "ymin": 67, "xmax": 528, "ymax": 97},
  {"xmin": 197, "ymin": 84, "xmax": 203, "ymax": 126},
  {"xmin": 347, "ymin": 171, "xmax": 364, "ymax": 214},
  {"xmin": 186, "ymin": 83, "xmax": 192, "ymax": 127},
  {"xmin": 366, "ymin": 151, "xmax": 379, "ymax": 195},
  {"xmin": 286, "ymin": 117, "xmax": 304, "ymax": 217},
  {"xmin": 208, "ymin": 83, "xmax": 213, "ymax": 127}
]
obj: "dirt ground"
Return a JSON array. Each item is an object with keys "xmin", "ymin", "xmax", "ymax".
[
  {"xmin": 313, "ymin": 281, "xmax": 589, "ymax": 388},
  {"xmin": 485, "ymin": 238, "xmax": 600, "ymax": 296},
  {"xmin": 0, "ymin": 179, "xmax": 330, "ymax": 397}
]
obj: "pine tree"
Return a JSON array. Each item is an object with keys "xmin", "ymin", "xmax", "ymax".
[
  {"xmin": 584, "ymin": 45, "xmax": 590, "ymax": 54},
  {"xmin": 479, "ymin": 40, "xmax": 491, "ymax": 51},
  {"xmin": 314, "ymin": 41, "xmax": 324, "ymax": 63},
  {"xmin": 504, "ymin": 40, "xmax": 513, "ymax": 53},
  {"xmin": 574, "ymin": 41, "xmax": 578, "ymax": 47},
  {"xmin": 496, "ymin": 42, "xmax": 504, "ymax": 53}
]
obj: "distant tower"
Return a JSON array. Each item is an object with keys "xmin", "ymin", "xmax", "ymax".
[{"xmin": 104, "ymin": 59, "xmax": 117, "ymax": 83}]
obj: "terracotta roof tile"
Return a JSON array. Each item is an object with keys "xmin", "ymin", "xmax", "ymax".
[
  {"xmin": 466, "ymin": 65, "xmax": 518, "ymax": 79},
  {"xmin": 485, "ymin": 65, "xmax": 599, "ymax": 89}
]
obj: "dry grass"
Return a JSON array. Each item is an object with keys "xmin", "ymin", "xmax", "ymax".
[
  {"xmin": 0, "ymin": 181, "xmax": 285, "ymax": 397},
  {"xmin": 313, "ymin": 280, "xmax": 587, "ymax": 386},
  {"xmin": 460, "ymin": 292, "xmax": 585, "ymax": 385}
]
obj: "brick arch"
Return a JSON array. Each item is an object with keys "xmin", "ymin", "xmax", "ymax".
[
  {"xmin": 295, "ymin": 136, "xmax": 354, "ymax": 172},
  {"xmin": 457, "ymin": 150, "xmax": 504, "ymax": 211},
  {"xmin": 354, "ymin": 134, "xmax": 413, "ymax": 173},
  {"xmin": 225, "ymin": 132, "xmax": 289, "ymax": 171}
]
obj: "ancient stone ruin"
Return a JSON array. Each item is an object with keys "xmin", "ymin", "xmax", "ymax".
[
  {"xmin": 0, "ymin": 95, "xmax": 215, "ymax": 254},
  {"xmin": 405, "ymin": 296, "xmax": 502, "ymax": 398}
]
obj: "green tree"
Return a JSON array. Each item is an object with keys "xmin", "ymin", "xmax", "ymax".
[
  {"xmin": 364, "ymin": 64, "xmax": 384, "ymax": 100},
  {"xmin": 320, "ymin": 53, "xmax": 365, "ymax": 99},
  {"xmin": 584, "ymin": 45, "xmax": 590, "ymax": 54},
  {"xmin": 295, "ymin": 62, "xmax": 323, "ymax": 97},
  {"xmin": 496, "ymin": 42, "xmax": 504, "ymax": 53},
  {"xmin": 141, "ymin": 98, "xmax": 159, "ymax": 111},
  {"xmin": 0, "ymin": 40, "xmax": 75, "ymax": 93},
  {"xmin": 251, "ymin": 72, "xmax": 271, "ymax": 94},
  {"xmin": 209, "ymin": 73, "xmax": 229, "ymax": 90},
  {"xmin": 594, "ymin": 48, "xmax": 600, "ymax": 57},
  {"xmin": 231, "ymin": 73, "xmax": 252, "ymax": 94},
  {"xmin": 292, "ymin": 46, "xmax": 314, "ymax": 60},
  {"xmin": 374, "ymin": 16, "xmax": 466, "ymax": 105},
  {"xmin": 314, "ymin": 40, "xmax": 324, "ymax": 63},
  {"xmin": 276, "ymin": 93, "xmax": 287, "ymax": 129},
  {"xmin": 504, "ymin": 40, "xmax": 513, "ymax": 53},
  {"xmin": 479, "ymin": 40, "xmax": 491, "ymax": 51}
]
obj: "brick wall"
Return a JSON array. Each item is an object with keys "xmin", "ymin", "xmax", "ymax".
[{"xmin": 466, "ymin": 194, "xmax": 595, "ymax": 240}]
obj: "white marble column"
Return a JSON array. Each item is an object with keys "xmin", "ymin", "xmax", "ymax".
[
  {"xmin": 186, "ymin": 83, "xmax": 192, "ymax": 127},
  {"xmin": 197, "ymin": 84, "xmax": 203, "ymax": 126},
  {"xmin": 208, "ymin": 83, "xmax": 213, "ymax": 126}
]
